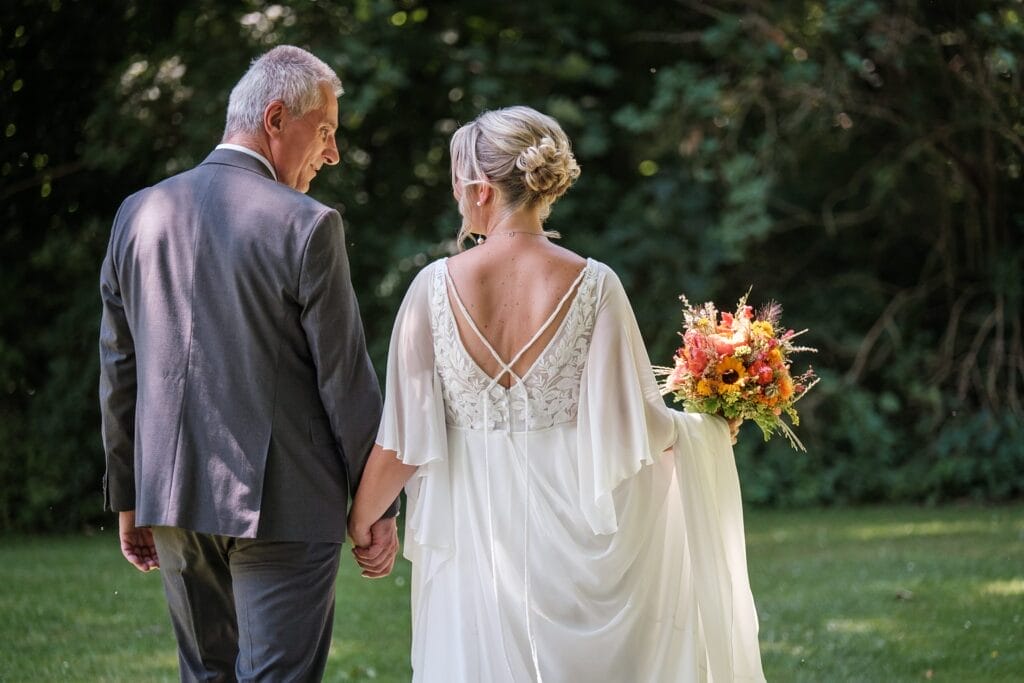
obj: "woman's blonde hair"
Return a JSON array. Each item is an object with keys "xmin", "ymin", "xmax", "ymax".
[{"xmin": 450, "ymin": 106, "xmax": 580, "ymax": 249}]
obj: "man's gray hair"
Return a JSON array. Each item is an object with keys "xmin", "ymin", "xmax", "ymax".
[{"xmin": 224, "ymin": 45, "xmax": 343, "ymax": 138}]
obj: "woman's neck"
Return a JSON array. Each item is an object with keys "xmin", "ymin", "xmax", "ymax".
[{"xmin": 484, "ymin": 205, "xmax": 544, "ymax": 236}]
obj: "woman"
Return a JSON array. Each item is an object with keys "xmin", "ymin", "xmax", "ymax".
[{"xmin": 349, "ymin": 106, "xmax": 765, "ymax": 682}]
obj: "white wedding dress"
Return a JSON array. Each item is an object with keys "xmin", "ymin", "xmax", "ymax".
[{"xmin": 377, "ymin": 257, "xmax": 765, "ymax": 683}]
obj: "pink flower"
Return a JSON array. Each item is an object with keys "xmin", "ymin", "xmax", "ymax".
[
  {"xmin": 683, "ymin": 329, "xmax": 704, "ymax": 349},
  {"xmin": 668, "ymin": 365, "xmax": 688, "ymax": 391},
  {"xmin": 686, "ymin": 347, "xmax": 709, "ymax": 376},
  {"xmin": 749, "ymin": 361, "xmax": 774, "ymax": 385},
  {"xmin": 709, "ymin": 324, "xmax": 750, "ymax": 356},
  {"xmin": 710, "ymin": 334, "xmax": 736, "ymax": 356}
]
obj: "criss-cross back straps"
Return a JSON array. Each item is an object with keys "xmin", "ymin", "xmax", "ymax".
[
  {"xmin": 444, "ymin": 261, "xmax": 589, "ymax": 387},
  {"xmin": 445, "ymin": 258, "xmax": 587, "ymax": 683}
]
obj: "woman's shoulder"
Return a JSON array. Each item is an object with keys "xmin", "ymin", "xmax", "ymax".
[
  {"xmin": 409, "ymin": 257, "xmax": 448, "ymax": 282},
  {"xmin": 580, "ymin": 257, "xmax": 623, "ymax": 289},
  {"xmin": 584, "ymin": 257, "xmax": 614, "ymax": 277},
  {"xmin": 580, "ymin": 259, "xmax": 634, "ymax": 313},
  {"xmin": 397, "ymin": 258, "xmax": 448, "ymax": 304}
]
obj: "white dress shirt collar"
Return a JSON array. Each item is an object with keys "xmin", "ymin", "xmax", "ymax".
[{"xmin": 215, "ymin": 143, "xmax": 277, "ymax": 181}]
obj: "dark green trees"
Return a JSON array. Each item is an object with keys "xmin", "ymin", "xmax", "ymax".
[{"xmin": 2, "ymin": 0, "xmax": 1020, "ymax": 530}]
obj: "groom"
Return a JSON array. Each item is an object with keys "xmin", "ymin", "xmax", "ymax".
[{"xmin": 99, "ymin": 45, "xmax": 397, "ymax": 681}]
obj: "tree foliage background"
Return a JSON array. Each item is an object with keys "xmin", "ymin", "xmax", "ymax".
[{"xmin": 1, "ymin": 0, "xmax": 1022, "ymax": 531}]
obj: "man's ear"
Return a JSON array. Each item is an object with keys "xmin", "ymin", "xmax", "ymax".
[{"xmin": 264, "ymin": 100, "xmax": 286, "ymax": 138}]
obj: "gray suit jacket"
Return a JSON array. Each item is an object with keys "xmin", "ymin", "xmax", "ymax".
[{"xmin": 99, "ymin": 148, "xmax": 384, "ymax": 542}]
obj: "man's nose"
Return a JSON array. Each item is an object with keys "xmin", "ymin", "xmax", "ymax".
[{"xmin": 323, "ymin": 135, "xmax": 340, "ymax": 166}]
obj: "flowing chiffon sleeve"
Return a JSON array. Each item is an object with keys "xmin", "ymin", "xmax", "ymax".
[
  {"xmin": 375, "ymin": 262, "xmax": 452, "ymax": 569},
  {"xmin": 575, "ymin": 263, "xmax": 677, "ymax": 535},
  {"xmin": 578, "ymin": 262, "xmax": 765, "ymax": 681}
]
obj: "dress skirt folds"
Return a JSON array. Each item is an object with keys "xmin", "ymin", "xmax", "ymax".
[{"xmin": 376, "ymin": 258, "xmax": 765, "ymax": 682}]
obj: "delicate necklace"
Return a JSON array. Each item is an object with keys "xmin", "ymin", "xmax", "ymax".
[{"xmin": 476, "ymin": 231, "xmax": 546, "ymax": 245}]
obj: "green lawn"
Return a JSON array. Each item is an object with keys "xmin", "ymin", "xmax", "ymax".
[
  {"xmin": 1, "ymin": 505, "xmax": 1021, "ymax": 682},
  {"xmin": 746, "ymin": 506, "xmax": 1023, "ymax": 682}
]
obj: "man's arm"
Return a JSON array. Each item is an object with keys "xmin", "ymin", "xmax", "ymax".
[
  {"xmin": 98, "ymin": 218, "xmax": 137, "ymax": 513},
  {"xmin": 100, "ymin": 217, "xmax": 158, "ymax": 572},
  {"xmin": 297, "ymin": 211, "xmax": 398, "ymax": 517}
]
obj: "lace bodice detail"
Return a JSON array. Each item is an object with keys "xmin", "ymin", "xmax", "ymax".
[{"xmin": 428, "ymin": 259, "xmax": 598, "ymax": 432}]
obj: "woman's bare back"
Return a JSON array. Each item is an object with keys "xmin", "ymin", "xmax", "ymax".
[{"xmin": 445, "ymin": 236, "xmax": 588, "ymax": 388}]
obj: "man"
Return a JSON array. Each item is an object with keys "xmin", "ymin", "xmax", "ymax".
[{"xmin": 99, "ymin": 45, "xmax": 397, "ymax": 682}]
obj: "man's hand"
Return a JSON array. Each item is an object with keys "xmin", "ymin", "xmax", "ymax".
[
  {"xmin": 351, "ymin": 516, "xmax": 398, "ymax": 579},
  {"xmin": 119, "ymin": 510, "xmax": 159, "ymax": 572}
]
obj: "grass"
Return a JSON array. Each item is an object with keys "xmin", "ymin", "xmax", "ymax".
[
  {"xmin": 1, "ymin": 505, "xmax": 1021, "ymax": 682},
  {"xmin": 746, "ymin": 505, "xmax": 1024, "ymax": 682}
]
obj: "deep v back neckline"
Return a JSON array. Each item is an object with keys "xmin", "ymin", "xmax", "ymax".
[{"xmin": 443, "ymin": 258, "xmax": 591, "ymax": 389}]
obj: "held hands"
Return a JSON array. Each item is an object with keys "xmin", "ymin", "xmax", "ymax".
[
  {"xmin": 349, "ymin": 516, "xmax": 399, "ymax": 579},
  {"xmin": 119, "ymin": 510, "xmax": 159, "ymax": 572}
]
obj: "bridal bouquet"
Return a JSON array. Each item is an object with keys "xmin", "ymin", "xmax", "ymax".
[{"xmin": 656, "ymin": 290, "xmax": 819, "ymax": 451}]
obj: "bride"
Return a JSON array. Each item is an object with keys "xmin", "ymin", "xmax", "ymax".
[{"xmin": 348, "ymin": 105, "xmax": 765, "ymax": 682}]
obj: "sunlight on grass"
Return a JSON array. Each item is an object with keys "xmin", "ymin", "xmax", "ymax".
[
  {"xmin": 980, "ymin": 578, "xmax": 1024, "ymax": 596},
  {"xmin": 760, "ymin": 639, "xmax": 807, "ymax": 656},
  {"xmin": 824, "ymin": 617, "xmax": 895, "ymax": 634},
  {"xmin": 328, "ymin": 639, "xmax": 372, "ymax": 659},
  {"xmin": 846, "ymin": 520, "xmax": 990, "ymax": 541}
]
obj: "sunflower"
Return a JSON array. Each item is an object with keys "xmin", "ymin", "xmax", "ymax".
[
  {"xmin": 696, "ymin": 379, "xmax": 714, "ymax": 397},
  {"xmin": 715, "ymin": 356, "xmax": 746, "ymax": 386},
  {"xmin": 718, "ymin": 381, "xmax": 741, "ymax": 394}
]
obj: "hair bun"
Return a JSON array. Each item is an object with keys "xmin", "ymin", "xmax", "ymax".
[{"xmin": 516, "ymin": 136, "xmax": 580, "ymax": 199}]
